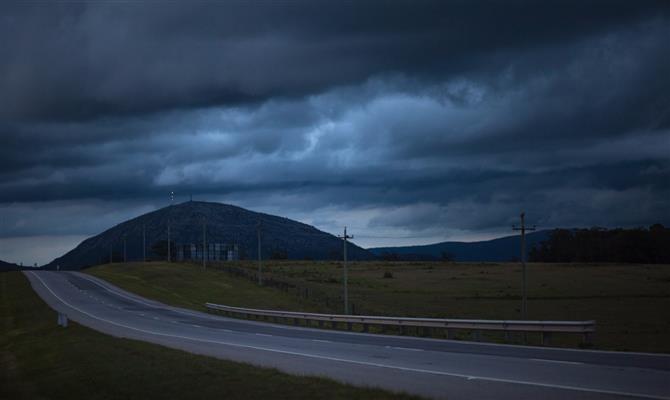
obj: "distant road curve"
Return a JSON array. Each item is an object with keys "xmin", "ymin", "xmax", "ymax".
[{"xmin": 25, "ymin": 271, "xmax": 670, "ymax": 400}]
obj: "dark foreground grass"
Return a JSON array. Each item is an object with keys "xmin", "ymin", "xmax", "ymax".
[
  {"xmin": 0, "ymin": 271, "xmax": 419, "ymax": 400},
  {"xmin": 88, "ymin": 261, "xmax": 670, "ymax": 353}
]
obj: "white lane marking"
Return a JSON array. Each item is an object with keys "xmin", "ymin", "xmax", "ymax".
[
  {"xmin": 73, "ymin": 273, "xmax": 160, "ymax": 308},
  {"xmin": 152, "ymin": 317, "xmax": 160, "ymax": 320},
  {"xmin": 312, "ymin": 339, "xmax": 332, "ymax": 343},
  {"xmin": 386, "ymin": 346, "xmax": 424, "ymax": 352},
  {"xmin": 139, "ymin": 313, "xmax": 145, "ymax": 316},
  {"xmin": 76, "ymin": 273, "xmax": 291, "ymax": 331},
  {"xmin": 255, "ymin": 333, "xmax": 273, "ymax": 337},
  {"xmin": 27, "ymin": 271, "xmax": 670, "ymax": 400},
  {"xmin": 531, "ymin": 358, "xmax": 584, "ymax": 366},
  {"xmin": 74, "ymin": 273, "xmax": 216, "ymax": 320},
  {"xmin": 191, "ymin": 324, "xmax": 202, "ymax": 328}
]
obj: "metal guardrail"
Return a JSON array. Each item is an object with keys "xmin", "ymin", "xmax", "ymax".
[{"xmin": 205, "ymin": 302, "xmax": 596, "ymax": 345}]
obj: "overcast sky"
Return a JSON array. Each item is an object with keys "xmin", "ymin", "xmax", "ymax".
[{"xmin": 1, "ymin": 1, "xmax": 669, "ymax": 265}]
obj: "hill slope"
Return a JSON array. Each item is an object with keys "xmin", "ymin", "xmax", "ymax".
[
  {"xmin": 368, "ymin": 230, "xmax": 551, "ymax": 262},
  {"xmin": 46, "ymin": 201, "xmax": 374, "ymax": 270}
]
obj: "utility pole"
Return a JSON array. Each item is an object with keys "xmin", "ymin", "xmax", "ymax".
[
  {"xmin": 202, "ymin": 217, "xmax": 207, "ymax": 270},
  {"xmin": 257, "ymin": 218, "xmax": 262, "ymax": 285},
  {"xmin": 338, "ymin": 227, "xmax": 354, "ymax": 315},
  {"xmin": 168, "ymin": 191, "xmax": 174, "ymax": 263},
  {"xmin": 167, "ymin": 223, "xmax": 171, "ymax": 262},
  {"xmin": 513, "ymin": 212, "xmax": 536, "ymax": 320},
  {"xmin": 142, "ymin": 224, "xmax": 146, "ymax": 262}
]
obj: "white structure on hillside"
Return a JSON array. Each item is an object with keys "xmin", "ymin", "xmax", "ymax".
[{"xmin": 176, "ymin": 243, "xmax": 239, "ymax": 261}]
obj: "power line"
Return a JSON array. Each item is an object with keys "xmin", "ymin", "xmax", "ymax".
[{"xmin": 354, "ymin": 234, "xmax": 437, "ymax": 239}]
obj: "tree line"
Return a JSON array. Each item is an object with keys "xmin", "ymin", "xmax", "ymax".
[{"xmin": 529, "ymin": 224, "xmax": 670, "ymax": 263}]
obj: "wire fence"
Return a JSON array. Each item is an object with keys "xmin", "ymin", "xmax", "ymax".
[{"xmin": 206, "ymin": 262, "xmax": 363, "ymax": 314}]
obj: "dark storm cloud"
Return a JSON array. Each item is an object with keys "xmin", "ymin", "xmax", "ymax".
[
  {"xmin": 1, "ymin": 1, "xmax": 668, "ymax": 121},
  {"xmin": 0, "ymin": 1, "xmax": 669, "ymax": 263}
]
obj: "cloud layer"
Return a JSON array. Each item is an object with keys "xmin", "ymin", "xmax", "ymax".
[{"xmin": 1, "ymin": 1, "xmax": 668, "ymax": 264}]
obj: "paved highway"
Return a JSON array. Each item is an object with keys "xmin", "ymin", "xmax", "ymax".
[{"xmin": 25, "ymin": 271, "xmax": 670, "ymax": 400}]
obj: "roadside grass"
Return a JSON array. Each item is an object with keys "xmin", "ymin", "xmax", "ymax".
[
  {"xmin": 86, "ymin": 261, "xmax": 670, "ymax": 353},
  {"xmin": 87, "ymin": 261, "xmax": 327, "ymax": 312},
  {"xmin": 0, "ymin": 271, "xmax": 420, "ymax": 400}
]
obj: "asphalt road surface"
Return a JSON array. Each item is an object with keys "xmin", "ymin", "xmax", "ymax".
[{"xmin": 24, "ymin": 270, "xmax": 670, "ymax": 400}]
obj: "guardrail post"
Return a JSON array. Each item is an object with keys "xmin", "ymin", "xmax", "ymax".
[
  {"xmin": 347, "ymin": 322, "xmax": 352, "ymax": 331},
  {"xmin": 504, "ymin": 331, "xmax": 510, "ymax": 342},
  {"xmin": 583, "ymin": 332, "xmax": 593, "ymax": 346},
  {"xmin": 472, "ymin": 330, "xmax": 481, "ymax": 342},
  {"xmin": 541, "ymin": 331, "xmax": 552, "ymax": 346},
  {"xmin": 57, "ymin": 312, "xmax": 68, "ymax": 328},
  {"xmin": 318, "ymin": 320, "xmax": 324, "ymax": 328},
  {"xmin": 293, "ymin": 318, "xmax": 299, "ymax": 326},
  {"xmin": 401, "ymin": 325, "xmax": 407, "ymax": 335},
  {"xmin": 363, "ymin": 323, "xmax": 369, "ymax": 333}
]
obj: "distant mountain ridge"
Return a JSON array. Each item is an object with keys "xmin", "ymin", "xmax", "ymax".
[
  {"xmin": 368, "ymin": 230, "xmax": 551, "ymax": 262},
  {"xmin": 46, "ymin": 201, "xmax": 374, "ymax": 270}
]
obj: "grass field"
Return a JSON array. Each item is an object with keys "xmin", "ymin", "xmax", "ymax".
[
  {"xmin": 87, "ymin": 261, "xmax": 670, "ymax": 353},
  {"xmin": 0, "ymin": 271, "xmax": 419, "ymax": 400}
]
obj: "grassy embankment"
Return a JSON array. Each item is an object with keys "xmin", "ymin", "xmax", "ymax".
[
  {"xmin": 0, "ymin": 271, "xmax": 419, "ymax": 400},
  {"xmin": 87, "ymin": 261, "xmax": 670, "ymax": 353}
]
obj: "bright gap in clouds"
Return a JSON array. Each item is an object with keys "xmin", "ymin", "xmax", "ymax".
[{"xmin": 0, "ymin": 235, "xmax": 87, "ymax": 266}]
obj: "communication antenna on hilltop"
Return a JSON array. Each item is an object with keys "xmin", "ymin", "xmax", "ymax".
[
  {"xmin": 513, "ymin": 212, "xmax": 536, "ymax": 321},
  {"xmin": 338, "ymin": 227, "xmax": 354, "ymax": 315}
]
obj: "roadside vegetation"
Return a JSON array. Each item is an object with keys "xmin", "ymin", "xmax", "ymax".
[
  {"xmin": 86, "ymin": 261, "xmax": 670, "ymax": 353},
  {"xmin": 530, "ymin": 225, "xmax": 670, "ymax": 263},
  {"xmin": 0, "ymin": 271, "xmax": 419, "ymax": 400}
]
